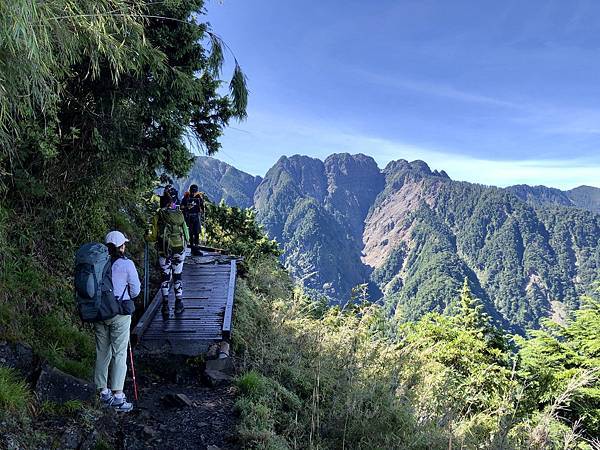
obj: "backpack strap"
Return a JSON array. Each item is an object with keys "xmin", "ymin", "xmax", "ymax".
[{"xmin": 118, "ymin": 285, "xmax": 128, "ymax": 301}]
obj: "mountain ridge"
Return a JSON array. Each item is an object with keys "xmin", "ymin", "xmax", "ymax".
[{"xmin": 184, "ymin": 155, "xmax": 600, "ymax": 331}]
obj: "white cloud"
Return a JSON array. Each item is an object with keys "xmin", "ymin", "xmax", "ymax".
[
  {"xmin": 354, "ymin": 70, "xmax": 519, "ymax": 109},
  {"xmin": 329, "ymin": 134, "xmax": 597, "ymax": 189},
  {"xmin": 356, "ymin": 69, "xmax": 600, "ymax": 141}
]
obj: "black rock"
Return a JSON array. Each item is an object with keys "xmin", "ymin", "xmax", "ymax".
[
  {"xmin": 60, "ymin": 427, "xmax": 84, "ymax": 449},
  {"xmin": 0, "ymin": 341, "xmax": 39, "ymax": 382},
  {"xmin": 161, "ymin": 393, "xmax": 194, "ymax": 407},
  {"xmin": 34, "ymin": 364, "xmax": 94, "ymax": 404},
  {"xmin": 204, "ymin": 357, "xmax": 233, "ymax": 374},
  {"xmin": 203, "ymin": 370, "xmax": 233, "ymax": 387}
]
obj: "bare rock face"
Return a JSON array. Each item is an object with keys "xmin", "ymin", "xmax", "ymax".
[
  {"xmin": 34, "ymin": 364, "xmax": 94, "ymax": 404},
  {"xmin": 0, "ymin": 341, "xmax": 39, "ymax": 382},
  {"xmin": 363, "ymin": 177, "xmax": 444, "ymax": 269},
  {"xmin": 324, "ymin": 153, "xmax": 384, "ymax": 239}
]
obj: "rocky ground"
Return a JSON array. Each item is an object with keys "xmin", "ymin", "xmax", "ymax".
[
  {"xmin": 119, "ymin": 381, "xmax": 237, "ymax": 449},
  {"xmin": 0, "ymin": 341, "xmax": 239, "ymax": 450},
  {"xmin": 118, "ymin": 351, "xmax": 238, "ymax": 450}
]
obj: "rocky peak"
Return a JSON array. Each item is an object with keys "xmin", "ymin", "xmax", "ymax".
[
  {"xmin": 271, "ymin": 155, "xmax": 328, "ymax": 202},
  {"xmin": 323, "ymin": 153, "xmax": 385, "ymax": 238},
  {"xmin": 384, "ymin": 159, "xmax": 450, "ymax": 180}
]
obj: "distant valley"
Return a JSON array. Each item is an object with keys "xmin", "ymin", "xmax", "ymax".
[{"xmin": 181, "ymin": 155, "xmax": 600, "ymax": 332}]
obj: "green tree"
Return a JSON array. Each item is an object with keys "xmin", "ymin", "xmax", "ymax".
[
  {"xmin": 458, "ymin": 278, "xmax": 508, "ymax": 354},
  {"xmin": 517, "ymin": 293, "xmax": 600, "ymax": 439},
  {"xmin": 459, "ymin": 278, "xmax": 488, "ymax": 332},
  {"xmin": 0, "ymin": 0, "xmax": 248, "ymax": 381}
]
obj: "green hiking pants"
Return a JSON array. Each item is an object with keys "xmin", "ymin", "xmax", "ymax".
[{"xmin": 93, "ymin": 314, "xmax": 131, "ymax": 391}]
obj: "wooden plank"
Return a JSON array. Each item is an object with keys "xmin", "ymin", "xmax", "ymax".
[
  {"xmin": 222, "ymin": 260, "xmax": 237, "ymax": 334},
  {"xmin": 132, "ymin": 289, "xmax": 162, "ymax": 340},
  {"xmin": 143, "ymin": 333, "xmax": 222, "ymax": 339},
  {"xmin": 148, "ymin": 316, "xmax": 223, "ymax": 323},
  {"xmin": 143, "ymin": 331, "xmax": 222, "ymax": 336},
  {"xmin": 136, "ymin": 252, "xmax": 239, "ymax": 355},
  {"xmin": 148, "ymin": 313, "xmax": 223, "ymax": 320},
  {"xmin": 147, "ymin": 320, "xmax": 223, "ymax": 326}
]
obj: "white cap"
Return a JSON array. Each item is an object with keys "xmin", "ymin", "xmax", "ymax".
[{"xmin": 105, "ymin": 231, "xmax": 129, "ymax": 247}]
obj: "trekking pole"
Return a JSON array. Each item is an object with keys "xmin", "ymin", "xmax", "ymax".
[
  {"xmin": 201, "ymin": 203, "xmax": 206, "ymax": 245},
  {"xmin": 143, "ymin": 241, "xmax": 149, "ymax": 310},
  {"xmin": 128, "ymin": 340, "xmax": 139, "ymax": 401}
]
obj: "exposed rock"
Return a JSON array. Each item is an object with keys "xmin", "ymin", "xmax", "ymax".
[
  {"xmin": 79, "ymin": 431, "xmax": 102, "ymax": 450},
  {"xmin": 60, "ymin": 427, "xmax": 84, "ymax": 449},
  {"xmin": 203, "ymin": 369, "xmax": 233, "ymax": 387},
  {"xmin": 161, "ymin": 393, "xmax": 194, "ymax": 408},
  {"xmin": 143, "ymin": 425, "xmax": 158, "ymax": 437},
  {"xmin": 34, "ymin": 364, "xmax": 94, "ymax": 404},
  {"xmin": 0, "ymin": 341, "xmax": 39, "ymax": 382},
  {"xmin": 205, "ymin": 357, "xmax": 233, "ymax": 374},
  {"xmin": 205, "ymin": 343, "xmax": 220, "ymax": 360}
]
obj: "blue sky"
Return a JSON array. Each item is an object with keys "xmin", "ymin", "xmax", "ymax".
[{"xmin": 204, "ymin": 0, "xmax": 600, "ymax": 189}]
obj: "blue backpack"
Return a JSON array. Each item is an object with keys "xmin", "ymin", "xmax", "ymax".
[{"xmin": 74, "ymin": 243, "xmax": 125, "ymax": 322}]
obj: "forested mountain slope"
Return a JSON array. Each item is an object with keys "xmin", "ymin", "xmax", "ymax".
[
  {"xmin": 566, "ymin": 185, "xmax": 600, "ymax": 213},
  {"xmin": 507, "ymin": 184, "xmax": 600, "ymax": 213},
  {"xmin": 187, "ymin": 154, "xmax": 600, "ymax": 331},
  {"xmin": 368, "ymin": 164, "xmax": 599, "ymax": 331},
  {"xmin": 253, "ymin": 153, "xmax": 385, "ymax": 298},
  {"xmin": 174, "ymin": 156, "xmax": 262, "ymax": 208}
]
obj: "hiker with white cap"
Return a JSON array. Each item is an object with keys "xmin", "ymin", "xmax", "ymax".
[{"xmin": 92, "ymin": 230, "xmax": 141, "ymax": 412}]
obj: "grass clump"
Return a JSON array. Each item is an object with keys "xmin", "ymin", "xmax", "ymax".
[
  {"xmin": 237, "ymin": 371, "xmax": 268, "ymax": 398},
  {"xmin": 0, "ymin": 367, "xmax": 31, "ymax": 416},
  {"xmin": 231, "ymin": 254, "xmax": 600, "ymax": 449}
]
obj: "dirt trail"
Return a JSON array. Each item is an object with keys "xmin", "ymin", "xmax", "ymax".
[{"xmin": 117, "ymin": 352, "xmax": 238, "ymax": 450}]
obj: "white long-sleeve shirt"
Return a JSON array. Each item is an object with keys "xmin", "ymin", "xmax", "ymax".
[{"xmin": 111, "ymin": 257, "xmax": 141, "ymax": 300}]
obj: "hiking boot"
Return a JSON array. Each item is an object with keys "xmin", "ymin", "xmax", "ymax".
[
  {"xmin": 111, "ymin": 394, "xmax": 134, "ymax": 413},
  {"xmin": 161, "ymin": 300, "xmax": 170, "ymax": 316},
  {"xmin": 99, "ymin": 390, "xmax": 113, "ymax": 407},
  {"xmin": 174, "ymin": 298, "xmax": 185, "ymax": 314}
]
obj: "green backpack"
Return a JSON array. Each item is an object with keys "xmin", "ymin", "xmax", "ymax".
[{"xmin": 158, "ymin": 208, "xmax": 186, "ymax": 253}]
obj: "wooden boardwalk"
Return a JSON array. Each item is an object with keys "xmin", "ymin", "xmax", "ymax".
[{"xmin": 133, "ymin": 251, "xmax": 237, "ymax": 355}]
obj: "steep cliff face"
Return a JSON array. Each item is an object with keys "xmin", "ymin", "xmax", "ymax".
[
  {"xmin": 323, "ymin": 153, "xmax": 384, "ymax": 240},
  {"xmin": 183, "ymin": 154, "xmax": 600, "ymax": 331},
  {"xmin": 363, "ymin": 160, "xmax": 450, "ymax": 269},
  {"xmin": 253, "ymin": 154, "xmax": 382, "ymax": 299}
]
